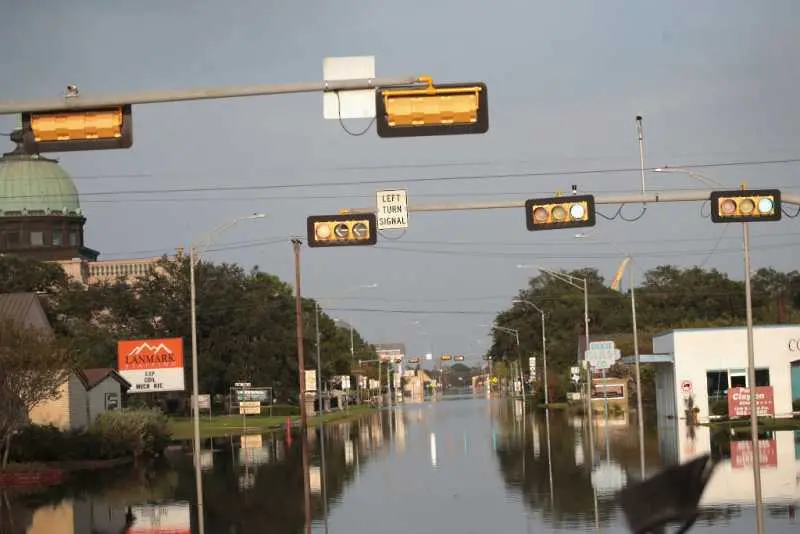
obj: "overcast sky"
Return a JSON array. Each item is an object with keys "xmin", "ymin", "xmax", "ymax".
[{"xmin": 1, "ymin": 0, "xmax": 798, "ymax": 366}]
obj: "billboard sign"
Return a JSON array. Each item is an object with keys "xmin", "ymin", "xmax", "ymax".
[
  {"xmin": 727, "ymin": 386, "xmax": 775, "ymax": 418},
  {"xmin": 117, "ymin": 338, "xmax": 185, "ymax": 393},
  {"xmin": 376, "ymin": 342, "xmax": 405, "ymax": 362}
]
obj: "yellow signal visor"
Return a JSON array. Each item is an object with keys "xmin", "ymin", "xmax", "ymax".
[
  {"xmin": 376, "ymin": 82, "xmax": 489, "ymax": 138},
  {"xmin": 307, "ymin": 213, "xmax": 378, "ymax": 248},
  {"xmin": 21, "ymin": 105, "xmax": 133, "ymax": 154},
  {"xmin": 525, "ymin": 194, "xmax": 596, "ymax": 231},
  {"xmin": 709, "ymin": 189, "xmax": 782, "ymax": 223}
]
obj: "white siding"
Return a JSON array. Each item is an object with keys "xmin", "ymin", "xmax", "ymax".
[
  {"xmin": 68, "ymin": 373, "xmax": 90, "ymax": 430},
  {"xmin": 655, "ymin": 364, "xmax": 677, "ymax": 420},
  {"xmin": 669, "ymin": 325, "xmax": 800, "ymax": 421},
  {"xmin": 87, "ymin": 377, "xmax": 123, "ymax": 422},
  {"xmin": 652, "ymin": 332, "xmax": 675, "ymax": 355}
]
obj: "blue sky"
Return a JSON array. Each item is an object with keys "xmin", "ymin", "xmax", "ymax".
[{"xmin": 1, "ymin": 0, "xmax": 798, "ymax": 365}]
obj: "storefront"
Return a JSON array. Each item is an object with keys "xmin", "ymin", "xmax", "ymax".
[{"xmin": 624, "ymin": 325, "xmax": 800, "ymax": 422}]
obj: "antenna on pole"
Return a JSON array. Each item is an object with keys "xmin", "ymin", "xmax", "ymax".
[{"xmin": 636, "ymin": 115, "xmax": 646, "ymax": 195}]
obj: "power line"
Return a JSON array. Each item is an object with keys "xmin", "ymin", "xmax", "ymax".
[{"xmin": 3, "ymin": 157, "xmax": 800, "ymax": 202}]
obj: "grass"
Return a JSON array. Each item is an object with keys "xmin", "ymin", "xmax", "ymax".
[
  {"xmin": 702, "ymin": 416, "xmax": 800, "ymax": 431},
  {"xmin": 168, "ymin": 405, "xmax": 378, "ymax": 440}
]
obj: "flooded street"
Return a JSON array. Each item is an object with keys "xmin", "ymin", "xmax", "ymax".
[{"xmin": 5, "ymin": 397, "xmax": 800, "ymax": 533}]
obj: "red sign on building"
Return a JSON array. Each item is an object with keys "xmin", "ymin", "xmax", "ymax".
[
  {"xmin": 727, "ymin": 386, "xmax": 775, "ymax": 418},
  {"xmin": 730, "ymin": 439, "xmax": 778, "ymax": 469}
]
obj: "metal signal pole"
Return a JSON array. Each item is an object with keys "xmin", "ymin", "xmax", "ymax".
[{"xmin": 292, "ymin": 238, "xmax": 312, "ymax": 534}]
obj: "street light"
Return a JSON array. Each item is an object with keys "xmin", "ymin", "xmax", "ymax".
[
  {"xmin": 483, "ymin": 323, "xmax": 524, "ymax": 400},
  {"xmin": 188, "ymin": 212, "xmax": 266, "ymax": 534},
  {"xmin": 574, "ymin": 231, "xmax": 645, "ymax": 479},
  {"xmin": 512, "ymin": 299, "xmax": 550, "ymax": 406},
  {"xmin": 653, "ymin": 166, "xmax": 725, "ymax": 188}
]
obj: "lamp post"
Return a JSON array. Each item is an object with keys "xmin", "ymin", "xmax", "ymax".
[
  {"xmin": 512, "ymin": 299, "xmax": 549, "ymax": 405},
  {"xmin": 189, "ymin": 212, "xmax": 265, "ymax": 534},
  {"xmin": 574, "ymin": 232, "xmax": 646, "ymax": 479},
  {"xmin": 487, "ymin": 324, "xmax": 523, "ymax": 401}
]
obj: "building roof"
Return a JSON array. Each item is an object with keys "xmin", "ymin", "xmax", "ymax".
[
  {"xmin": 652, "ymin": 324, "xmax": 800, "ymax": 339},
  {"xmin": 0, "ymin": 292, "xmax": 52, "ymax": 331},
  {"xmin": 76, "ymin": 368, "xmax": 131, "ymax": 391},
  {"xmin": 0, "ymin": 133, "xmax": 81, "ymax": 217}
]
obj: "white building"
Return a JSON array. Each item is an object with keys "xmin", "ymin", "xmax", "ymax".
[{"xmin": 630, "ymin": 325, "xmax": 800, "ymax": 422}]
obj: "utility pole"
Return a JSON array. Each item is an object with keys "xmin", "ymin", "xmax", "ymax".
[{"xmin": 292, "ymin": 238, "xmax": 312, "ymax": 534}]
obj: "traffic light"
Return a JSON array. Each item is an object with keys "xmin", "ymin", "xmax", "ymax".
[
  {"xmin": 454, "ymin": 355, "xmax": 464, "ymax": 362},
  {"xmin": 21, "ymin": 105, "xmax": 133, "ymax": 153},
  {"xmin": 440, "ymin": 354, "xmax": 452, "ymax": 361},
  {"xmin": 709, "ymin": 189, "xmax": 781, "ymax": 223},
  {"xmin": 525, "ymin": 194, "xmax": 596, "ymax": 231},
  {"xmin": 307, "ymin": 213, "xmax": 377, "ymax": 248},
  {"xmin": 376, "ymin": 79, "xmax": 488, "ymax": 138}
]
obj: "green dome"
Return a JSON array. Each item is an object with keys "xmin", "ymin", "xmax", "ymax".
[{"xmin": 0, "ymin": 135, "xmax": 81, "ymax": 217}]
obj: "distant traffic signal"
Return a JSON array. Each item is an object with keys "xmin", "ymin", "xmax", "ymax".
[
  {"xmin": 21, "ymin": 105, "xmax": 133, "ymax": 153},
  {"xmin": 525, "ymin": 194, "xmax": 596, "ymax": 231},
  {"xmin": 376, "ymin": 80, "xmax": 488, "ymax": 138},
  {"xmin": 709, "ymin": 189, "xmax": 781, "ymax": 223},
  {"xmin": 454, "ymin": 355, "xmax": 464, "ymax": 362},
  {"xmin": 307, "ymin": 213, "xmax": 377, "ymax": 248},
  {"xmin": 440, "ymin": 354, "xmax": 452, "ymax": 361}
]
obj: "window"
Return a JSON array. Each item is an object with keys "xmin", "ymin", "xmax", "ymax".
[
  {"xmin": 52, "ymin": 228, "xmax": 63, "ymax": 246},
  {"xmin": 30, "ymin": 231, "xmax": 44, "ymax": 246},
  {"xmin": 730, "ymin": 369, "xmax": 747, "ymax": 388},
  {"xmin": 69, "ymin": 231, "xmax": 78, "ymax": 246},
  {"xmin": 104, "ymin": 392, "xmax": 119, "ymax": 410},
  {"xmin": 755, "ymin": 368, "xmax": 771, "ymax": 387},
  {"xmin": 3, "ymin": 231, "xmax": 20, "ymax": 248}
]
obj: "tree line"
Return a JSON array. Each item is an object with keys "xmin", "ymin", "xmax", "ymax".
[
  {"xmin": 488, "ymin": 264, "xmax": 800, "ymax": 403},
  {"xmin": 0, "ymin": 255, "xmax": 379, "ymax": 403}
]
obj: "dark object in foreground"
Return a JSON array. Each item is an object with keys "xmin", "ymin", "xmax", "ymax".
[{"xmin": 616, "ymin": 454, "xmax": 717, "ymax": 534}]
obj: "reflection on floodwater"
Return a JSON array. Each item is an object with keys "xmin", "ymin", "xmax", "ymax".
[{"xmin": 2, "ymin": 399, "xmax": 799, "ymax": 533}]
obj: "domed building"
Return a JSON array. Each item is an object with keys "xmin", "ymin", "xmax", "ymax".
[
  {"xmin": 0, "ymin": 131, "xmax": 176, "ymax": 284},
  {"xmin": 0, "ymin": 130, "xmax": 99, "ymax": 263}
]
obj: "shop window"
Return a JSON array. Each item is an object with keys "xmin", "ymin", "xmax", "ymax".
[
  {"xmin": 755, "ymin": 368, "xmax": 770, "ymax": 387},
  {"xmin": 707, "ymin": 370, "xmax": 728, "ymax": 397},
  {"xmin": 30, "ymin": 231, "xmax": 43, "ymax": 246},
  {"xmin": 730, "ymin": 369, "xmax": 747, "ymax": 388}
]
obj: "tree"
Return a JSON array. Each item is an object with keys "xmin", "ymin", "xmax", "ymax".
[{"xmin": 0, "ymin": 319, "xmax": 72, "ymax": 468}]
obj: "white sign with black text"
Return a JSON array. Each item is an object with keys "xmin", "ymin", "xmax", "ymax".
[{"xmin": 376, "ymin": 189, "xmax": 409, "ymax": 230}]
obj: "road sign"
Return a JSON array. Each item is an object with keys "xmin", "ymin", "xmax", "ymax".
[
  {"xmin": 239, "ymin": 401, "xmax": 261, "ymax": 415},
  {"xmin": 585, "ymin": 341, "xmax": 621, "ymax": 370},
  {"xmin": 234, "ymin": 382, "xmax": 252, "ymax": 388},
  {"xmin": 376, "ymin": 189, "xmax": 409, "ymax": 230},
  {"xmin": 681, "ymin": 380, "xmax": 693, "ymax": 396}
]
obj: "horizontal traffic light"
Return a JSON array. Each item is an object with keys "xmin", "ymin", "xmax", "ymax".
[
  {"xmin": 376, "ymin": 81, "xmax": 488, "ymax": 138},
  {"xmin": 709, "ymin": 189, "xmax": 781, "ymax": 223},
  {"xmin": 21, "ymin": 105, "xmax": 133, "ymax": 153},
  {"xmin": 408, "ymin": 358, "xmax": 420, "ymax": 364},
  {"xmin": 440, "ymin": 354, "xmax": 452, "ymax": 361},
  {"xmin": 525, "ymin": 194, "xmax": 596, "ymax": 231},
  {"xmin": 454, "ymin": 355, "xmax": 464, "ymax": 362},
  {"xmin": 307, "ymin": 213, "xmax": 377, "ymax": 248}
]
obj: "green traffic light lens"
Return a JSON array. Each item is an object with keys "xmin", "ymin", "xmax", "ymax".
[
  {"xmin": 569, "ymin": 203, "xmax": 586, "ymax": 219},
  {"xmin": 757, "ymin": 197, "xmax": 774, "ymax": 213}
]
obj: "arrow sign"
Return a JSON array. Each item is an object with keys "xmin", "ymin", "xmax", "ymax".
[
  {"xmin": 334, "ymin": 223, "xmax": 349, "ymax": 239},
  {"xmin": 352, "ymin": 222, "xmax": 368, "ymax": 238}
]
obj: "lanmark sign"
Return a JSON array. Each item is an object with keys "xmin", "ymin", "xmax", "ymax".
[{"xmin": 117, "ymin": 338, "xmax": 186, "ymax": 393}]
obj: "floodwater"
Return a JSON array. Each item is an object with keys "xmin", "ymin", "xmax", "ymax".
[{"xmin": 3, "ymin": 396, "xmax": 800, "ymax": 533}]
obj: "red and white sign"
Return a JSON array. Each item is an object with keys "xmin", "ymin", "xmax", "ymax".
[
  {"xmin": 680, "ymin": 380, "xmax": 693, "ymax": 396},
  {"xmin": 730, "ymin": 439, "xmax": 778, "ymax": 469},
  {"xmin": 727, "ymin": 386, "xmax": 775, "ymax": 418},
  {"xmin": 117, "ymin": 338, "xmax": 185, "ymax": 393}
]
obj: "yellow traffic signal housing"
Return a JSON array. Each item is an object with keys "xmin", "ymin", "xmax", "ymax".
[
  {"xmin": 454, "ymin": 354, "xmax": 464, "ymax": 362},
  {"xmin": 21, "ymin": 105, "xmax": 133, "ymax": 153},
  {"xmin": 307, "ymin": 213, "xmax": 377, "ymax": 248},
  {"xmin": 440, "ymin": 354, "xmax": 452, "ymax": 361},
  {"xmin": 709, "ymin": 189, "xmax": 781, "ymax": 223},
  {"xmin": 408, "ymin": 358, "xmax": 420, "ymax": 364},
  {"xmin": 376, "ymin": 80, "xmax": 488, "ymax": 138},
  {"xmin": 525, "ymin": 194, "xmax": 596, "ymax": 231}
]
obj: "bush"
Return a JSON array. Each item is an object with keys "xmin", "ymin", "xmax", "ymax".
[
  {"xmin": 89, "ymin": 408, "xmax": 171, "ymax": 460},
  {"xmin": 7, "ymin": 424, "xmax": 103, "ymax": 463}
]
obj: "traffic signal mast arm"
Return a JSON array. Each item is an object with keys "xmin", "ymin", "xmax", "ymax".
[
  {"xmin": 0, "ymin": 76, "xmax": 421, "ymax": 115},
  {"xmin": 340, "ymin": 188, "xmax": 800, "ymax": 214}
]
